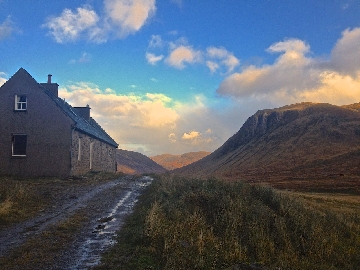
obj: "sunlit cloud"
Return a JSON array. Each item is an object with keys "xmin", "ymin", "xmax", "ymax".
[
  {"xmin": 43, "ymin": 0, "xmax": 156, "ymax": 43},
  {"xmin": 217, "ymin": 28, "xmax": 360, "ymax": 106},
  {"xmin": 165, "ymin": 45, "xmax": 202, "ymax": 69},
  {"xmin": 0, "ymin": 72, "xmax": 6, "ymax": 86},
  {"xmin": 146, "ymin": 35, "xmax": 239, "ymax": 74},
  {"xmin": 58, "ymin": 82, "xmax": 227, "ymax": 155},
  {"xmin": 0, "ymin": 17, "xmax": 17, "ymax": 40},
  {"xmin": 104, "ymin": 0, "xmax": 156, "ymax": 37},
  {"xmin": 182, "ymin": 131, "xmax": 200, "ymax": 140},
  {"xmin": 60, "ymin": 82, "xmax": 178, "ymax": 128}
]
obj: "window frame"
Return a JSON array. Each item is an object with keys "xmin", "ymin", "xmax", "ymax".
[
  {"xmin": 12, "ymin": 134, "xmax": 27, "ymax": 157},
  {"xmin": 14, "ymin": 94, "xmax": 27, "ymax": 111}
]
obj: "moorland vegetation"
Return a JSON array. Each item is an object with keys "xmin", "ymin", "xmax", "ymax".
[{"xmin": 97, "ymin": 174, "xmax": 360, "ymax": 270}]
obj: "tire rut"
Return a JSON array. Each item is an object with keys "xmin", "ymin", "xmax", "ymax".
[{"xmin": 0, "ymin": 175, "xmax": 152, "ymax": 270}]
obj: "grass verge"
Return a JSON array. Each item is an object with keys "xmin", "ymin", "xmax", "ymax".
[
  {"xmin": 0, "ymin": 172, "xmax": 121, "ymax": 230},
  {"xmin": 97, "ymin": 174, "xmax": 360, "ymax": 270},
  {"xmin": 0, "ymin": 211, "xmax": 88, "ymax": 269}
]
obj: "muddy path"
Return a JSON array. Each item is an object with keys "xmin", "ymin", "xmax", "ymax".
[{"xmin": 0, "ymin": 175, "xmax": 153, "ymax": 269}]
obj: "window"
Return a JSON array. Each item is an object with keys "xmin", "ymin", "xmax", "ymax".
[
  {"xmin": 90, "ymin": 142, "xmax": 94, "ymax": 169},
  {"xmin": 15, "ymin": 95, "xmax": 27, "ymax": 111},
  {"xmin": 78, "ymin": 138, "xmax": 82, "ymax": 161},
  {"xmin": 12, "ymin": 134, "xmax": 27, "ymax": 156}
]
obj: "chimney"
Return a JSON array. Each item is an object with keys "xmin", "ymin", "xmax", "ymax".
[
  {"xmin": 40, "ymin": 73, "xmax": 59, "ymax": 97},
  {"xmin": 73, "ymin": 105, "xmax": 91, "ymax": 121}
]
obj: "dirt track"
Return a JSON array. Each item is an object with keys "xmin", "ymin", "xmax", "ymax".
[{"xmin": 0, "ymin": 175, "xmax": 152, "ymax": 269}]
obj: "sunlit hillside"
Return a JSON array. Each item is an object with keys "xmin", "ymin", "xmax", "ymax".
[
  {"xmin": 150, "ymin": 151, "xmax": 211, "ymax": 170},
  {"xmin": 174, "ymin": 102, "xmax": 360, "ymax": 193}
]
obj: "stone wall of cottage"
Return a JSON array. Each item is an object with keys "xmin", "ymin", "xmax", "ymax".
[{"xmin": 70, "ymin": 130, "xmax": 117, "ymax": 175}]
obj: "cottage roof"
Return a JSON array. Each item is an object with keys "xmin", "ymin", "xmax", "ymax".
[
  {"xmin": 44, "ymin": 89, "xmax": 118, "ymax": 148},
  {"xmin": 6, "ymin": 68, "xmax": 118, "ymax": 148}
]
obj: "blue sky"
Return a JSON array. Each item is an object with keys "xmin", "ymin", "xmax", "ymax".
[{"xmin": 1, "ymin": 0, "xmax": 360, "ymax": 156}]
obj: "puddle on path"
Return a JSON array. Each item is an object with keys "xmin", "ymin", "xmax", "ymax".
[{"xmin": 69, "ymin": 176, "xmax": 152, "ymax": 270}]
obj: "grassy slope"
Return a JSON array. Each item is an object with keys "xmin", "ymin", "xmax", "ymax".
[{"xmin": 97, "ymin": 175, "xmax": 360, "ymax": 270}]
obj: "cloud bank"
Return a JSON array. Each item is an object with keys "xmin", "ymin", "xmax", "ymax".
[
  {"xmin": 43, "ymin": 0, "xmax": 156, "ymax": 43},
  {"xmin": 217, "ymin": 27, "xmax": 360, "ymax": 106},
  {"xmin": 59, "ymin": 82, "xmax": 226, "ymax": 155}
]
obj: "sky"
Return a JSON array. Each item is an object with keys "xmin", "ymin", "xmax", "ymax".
[{"xmin": 1, "ymin": 0, "xmax": 360, "ymax": 156}]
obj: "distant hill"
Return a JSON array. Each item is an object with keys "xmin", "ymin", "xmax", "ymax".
[
  {"xmin": 151, "ymin": 151, "xmax": 211, "ymax": 170},
  {"xmin": 116, "ymin": 149, "xmax": 167, "ymax": 175},
  {"xmin": 173, "ymin": 102, "xmax": 360, "ymax": 192}
]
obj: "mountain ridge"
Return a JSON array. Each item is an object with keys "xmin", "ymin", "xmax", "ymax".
[
  {"xmin": 151, "ymin": 151, "xmax": 210, "ymax": 170},
  {"xmin": 116, "ymin": 149, "xmax": 166, "ymax": 175},
  {"xmin": 173, "ymin": 102, "xmax": 360, "ymax": 192}
]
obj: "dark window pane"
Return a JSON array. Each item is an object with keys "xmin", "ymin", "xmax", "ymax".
[
  {"xmin": 12, "ymin": 135, "xmax": 27, "ymax": 156},
  {"xmin": 15, "ymin": 95, "xmax": 27, "ymax": 111}
]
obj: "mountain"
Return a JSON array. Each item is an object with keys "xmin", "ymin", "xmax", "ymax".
[
  {"xmin": 151, "ymin": 151, "xmax": 211, "ymax": 170},
  {"xmin": 116, "ymin": 149, "xmax": 167, "ymax": 175},
  {"xmin": 173, "ymin": 102, "xmax": 360, "ymax": 192}
]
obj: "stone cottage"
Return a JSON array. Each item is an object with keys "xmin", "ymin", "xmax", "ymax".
[{"xmin": 0, "ymin": 68, "xmax": 118, "ymax": 177}]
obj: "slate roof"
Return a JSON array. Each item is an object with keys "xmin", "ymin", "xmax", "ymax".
[{"xmin": 41, "ymin": 86, "xmax": 119, "ymax": 148}]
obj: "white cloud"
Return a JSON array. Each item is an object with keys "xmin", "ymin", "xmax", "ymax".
[
  {"xmin": 331, "ymin": 27, "xmax": 360, "ymax": 77},
  {"xmin": 146, "ymin": 36, "xmax": 239, "ymax": 74},
  {"xmin": 206, "ymin": 46, "xmax": 239, "ymax": 73},
  {"xmin": 206, "ymin": 61, "xmax": 220, "ymax": 73},
  {"xmin": 146, "ymin": 52, "xmax": 164, "ymax": 65},
  {"xmin": 0, "ymin": 17, "xmax": 16, "ymax": 40},
  {"xmin": 148, "ymin": 34, "xmax": 163, "ymax": 48},
  {"xmin": 165, "ymin": 45, "xmax": 202, "ymax": 69},
  {"xmin": 43, "ymin": 6, "xmax": 100, "ymax": 43},
  {"xmin": 43, "ymin": 0, "xmax": 156, "ymax": 43},
  {"xmin": 217, "ymin": 29, "xmax": 360, "ymax": 106},
  {"xmin": 168, "ymin": 133, "xmax": 177, "ymax": 142},
  {"xmin": 170, "ymin": 0, "xmax": 183, "ymax": 8},
  {"xmin": 150, "ymin": 77, "xmax": 159, "ymax": 82},
  {"xmin": 69, "ymin": 52, "xmax": 92, "ymax": 64}
]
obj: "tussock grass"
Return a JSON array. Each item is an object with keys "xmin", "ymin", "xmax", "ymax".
[
  {"xmin": 98, "ymin": 175, "xmax": 360, "ymax": 270},
  {"xmin": 0, "ymin": 177, "xmax": 44, "ymax": 228}
]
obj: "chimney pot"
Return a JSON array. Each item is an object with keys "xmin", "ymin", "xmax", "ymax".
[{"xmin": 47, "ymin": 74, "xmax": 52, "ymax": 83}]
